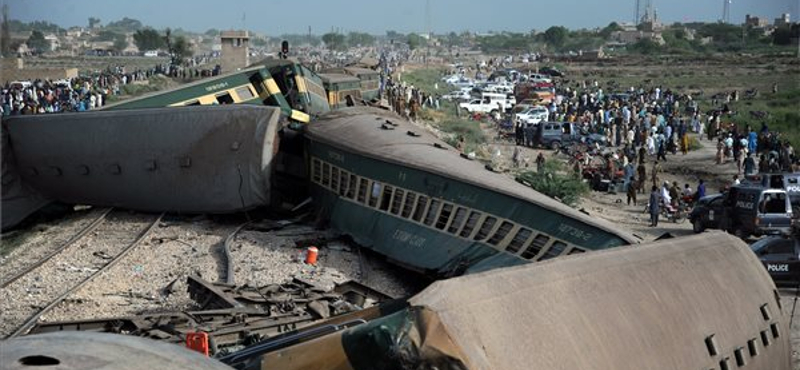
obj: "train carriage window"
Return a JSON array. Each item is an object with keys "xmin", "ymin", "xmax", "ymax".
[
  {"xmin": 567, "ymin": 248, "xmax": 586, "ymax": 255},
  {"xmin": 473, "ymin": 216, "xmax": 497, "ymax": 241},
  {"xmin": 401, "ymin": 192, "xmax": 416, "ymax": 218},
  {"xmin": 424, "ymin": 200, "xmax": 442, "ymax": 226},
  {"xmin": 369, "ymin": 182, "xmax": 382, "ymax": 207},
  {"xmin": 322, "ymin": 163, "xmax": 331, "ymax": 187},
  {"xmin": 357, "ymin": 178, "xmax": 369, "ymax": 203},
  {"xmin": 487, "ymin": 221, "xmax": 514, "ymax": 246},
  {"xmin": 379, "ymin": 186, "xmax": 394, "ymax": 211},
  {"xmin": 506, "ymin": 227, "xmax": 532, "ymax": 254},
  {"xmin": 390, "ymin": 189, "xmax": 405, "ymax": 215},
  {"xmin": 459, "ymin": 211, "xmax": 482, "ymax": 238},
  {"xmin": 338, "ymin": 170, "xmax": 350, "ymax": 196},
  {"xmin": 447, "ymin": 207, "xmax": 468, "ymax": 234},
  {"xmin": 435, "ymin": 203, "xmax": 454, "ymax": 230},
  {"xmin": 412, "ymin": 195, "xmax": 429, "ymax": 222},
  {"xmin": 521, "ymin": 234, "xmax": 550, "ymax": 260},
  {"xmin": 216, "ymin": 92, "xmax": 235, "ymax": 105},
  {"xmin": 330, "ymin": 167, "xmax": 340, "ymax": 192},
  {"xmin": 249, "ymin": 75, "xmax": 266, "ymax": 95},
  {"xmin": 346, "ymin": 174, "xmax": 357, "ymax": 199},
  {"xmin": 312, "ymin": 159, "xmax": 322, "ymax": 183},
  {"xmin": 235, "ymin": 86, "xmax": 255, "ymax": 101},
  {"xmin": 541, "ymin": 241, "xmax": 569, "ymax": 260}
]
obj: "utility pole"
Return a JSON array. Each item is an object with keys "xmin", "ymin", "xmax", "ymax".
[
  {"xmin": 634, "ymin": 0, "xmax": 641, "ymax": 25},
  {"xmin": 425, "ymin": 0, "xmax": 431, "ymax": 65}
]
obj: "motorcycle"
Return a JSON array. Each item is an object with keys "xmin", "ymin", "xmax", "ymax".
[{"xmin": 643, "ymin": 199, "xmax": 688, "ymax": 224}]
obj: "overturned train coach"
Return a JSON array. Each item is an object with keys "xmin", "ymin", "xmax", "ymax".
[
  {"xmin": 1, "ymin": 105, "xmax": 282, "ymax": 223},
  {"xmin": 305, "ymin": 107, "xmax": 639, "ymax": 276},
  {"xmin": 253, "ymin": 232, "xmax": 791, "ymax": 370}
]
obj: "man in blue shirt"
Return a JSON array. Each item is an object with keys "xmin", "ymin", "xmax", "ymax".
[{"xmin": 696, "ymin": 179, "xmax": 706, "ymax": 201}]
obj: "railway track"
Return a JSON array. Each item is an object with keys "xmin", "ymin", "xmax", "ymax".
[
  {"xmin": 0, "ymin": 211, "xmax": 163, "ymax": 338},
  {"xmin": 0, "ymin": 208, "xmax": 114, "ymax": 289}
]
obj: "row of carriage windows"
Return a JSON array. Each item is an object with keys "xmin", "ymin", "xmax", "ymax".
[{"xmin": 311, "ymin": 158, "xmax": 586, "ymax": 261}]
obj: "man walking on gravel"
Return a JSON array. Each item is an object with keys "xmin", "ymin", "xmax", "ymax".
[{"xmin": 649, "ymin": 186, "xmax": 660, "ymax": 227}]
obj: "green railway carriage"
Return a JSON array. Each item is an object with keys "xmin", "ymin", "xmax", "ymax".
[
  {"xmin": 102, "ymin": 66, "xmax": 310, "ymax": 123},
  {"xmin": 254, "ymin": 59, "xmax": 331, "ymax": 117},
  {"xmin": 305, "ymin": 107, "xmax": 638, "ymax": 276},
  {"xmin": 323, "ymin": 67, "xmax": 380, "ymax": 102},
  {"xmin": 317, "ymin": 73, "xmax": 362, "ymax": 110}
]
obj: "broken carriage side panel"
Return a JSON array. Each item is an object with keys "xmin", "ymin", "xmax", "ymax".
[
  {"xmin": 317, "ymin": 73, "xmax": 362, "ymax": 110},
  {"xmin": 259, "ymin": 232, "xmax": 790, "ymax": 370},
  {"xmin": 304, "ymin": 107, "xmax": 637, "ymax": 276},
  {"xmin": 101, "ymin": 66, "xmax": 309, "ymax": 123},
  {"xmin": 4, "ymin": 105, "xmax": 282, "ymax": 213},
  {"xmin": 322, "ymin": 67, "xmax": 380, "ymax": 102},
  {"xmin": 253, "ymin": 58, "xmax": 331, "ymax": 117}
]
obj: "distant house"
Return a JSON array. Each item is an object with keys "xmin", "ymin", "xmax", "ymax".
[
  {"xmin": 610, "ymin": 30, "xmax": 665, "ymax": 45},
  {"xmin": 774, "ymin": 13, "xmax": 791, "ymax": 28},
  {"xmin": 745, "ymin": 15, "xmax": 769, "ymax": 28}
]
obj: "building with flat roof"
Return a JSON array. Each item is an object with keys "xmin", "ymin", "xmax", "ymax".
[{"xmin": 220, "ymin": 30, "xmax": 249, "ymax": 72}]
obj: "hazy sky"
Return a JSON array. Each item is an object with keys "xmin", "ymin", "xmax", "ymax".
[{"xmin": 6, "ymin": 0, "xmax": 798, "ymax": 35}]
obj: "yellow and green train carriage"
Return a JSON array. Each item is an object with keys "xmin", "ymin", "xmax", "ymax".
[{"xmin": 102, "ymin": 66, "xmax": 310, "ymax": 123}]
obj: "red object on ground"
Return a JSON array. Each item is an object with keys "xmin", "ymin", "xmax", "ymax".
[
  {"xmin": 305, "ymin": 246, "xmax": 319, "ymax": 265},
  {"xmin": 186, "ymin": 332, "xmax": 210, "ymax": 356}
]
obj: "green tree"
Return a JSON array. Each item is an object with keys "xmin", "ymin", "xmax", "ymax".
[
  {"xmin": 204, "ymin": 28, "xmax": 219, "ymax": 37},
  {"xmin": 26, "ymin": 30, "xmax": 50, "ymax": 53},
  {"xmin": 133, "ymin": 28, "xmax": 165, "ymax": 51},
  {"xmin": 629, "ymin": 38, "xmax": 662, "ymax": 54},
  {"xmin": 599, "ymin": 22, "xmax": 623, "ymax": 39},
  {"xmin": 112, "ymin": 36, "xmax": 128, "ymax": 53},
  {"xmin": 106, "ymin": 17, "xmax": 143, "ymax": 32},
  {"xmin": 94, "ymin": 30, "xmax": 123, "ymax": 42},
  {"xmin": 322, "ymin": 32, "xmax": 346, "ymax": 50},
  {"xmin": 88, "ymin": 17, "xmax": 101, "ymax": 28},
  {"xmin": 543, "ymin": 26, "xmax": 569, "ymax": 48},
  {"xmin": 171, "ymin": 35, "xmax": 192, "ymax": 61},
  {"xmin": 347, "ymin": 32, "xmax": 375, "ymax": 47},
  {"xmin": 407, "ymin": 33, "xmax": 427, "ymax": 50},
  {"xmin": 1, "ymin": 4, "xmax": 10, "ymax": 56}
]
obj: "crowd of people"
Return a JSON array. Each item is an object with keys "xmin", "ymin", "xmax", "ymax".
[{"xmin": 0, "ymin": 62, "xmax": 224, "ymax": 117}]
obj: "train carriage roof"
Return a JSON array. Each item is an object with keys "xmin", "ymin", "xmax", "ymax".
[
  {"xmin": 317, "ymin": 73, "xmax": 361, "ymax": 85},
  {"xmin": 305, "ymin": 107, "xmax": 638, "ymax": 244}
]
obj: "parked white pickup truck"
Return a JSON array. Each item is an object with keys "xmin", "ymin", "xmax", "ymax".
[{"xmin": 459, "ymin": 95, "xmax": 515, "ymax": 114}]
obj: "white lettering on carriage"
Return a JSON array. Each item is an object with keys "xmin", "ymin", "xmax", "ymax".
[
  {"xmin": 736, "ymin": 201, "xmax": 754, "ymax": 210},
  {"xmin": 558, "ymin": 224, "xmax": 592, "ymax": 241},
  {"xmin": 392, "ymin": 229, "xmax": 426, "ymax": 248},
  {"xmin": 327, "ymin": 151, "xmax": 345, "ymax": 163},
  {"xmin": 204, "ymin": 82, "xmax": 229, "ymax": 92}
]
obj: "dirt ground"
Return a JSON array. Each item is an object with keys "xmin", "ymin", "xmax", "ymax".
[{"xmin": 485, "ymin": 133, "xmax": 800, "ymax": 368}]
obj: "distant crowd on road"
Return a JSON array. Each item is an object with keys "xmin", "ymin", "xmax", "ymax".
[{"xmin": 0, "ymin": 61, "xmax": 225, "ymax": 117}]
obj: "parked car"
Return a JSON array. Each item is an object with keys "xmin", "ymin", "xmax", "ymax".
[
  {"xmin": 535, "ymin": 122, "xmax": 580, "ymax": 150},
  {"xmin": 515, "ymin": 106, "xmax": 549, "ymax": 125},
  {"xmin": 750, "ymin": 235, "xmax": 800, "ymax": 284},
  {"xmin": 442, "ymin": 90, "xmax": 471, "ymax": 101},
  {"xmin": 540, "ymin": 66, "xmax": 564, "ymax": 77},
  {"xmin": 689, "ymin": 194, "xmax": 726, "ymax": 233},
  {"xmin": 689, "ymin": 186, "xmax": 793, "ymax": 238},
  {"xmin": 743, "ymin": 172, "xmax": 800, "ymax": 216}
]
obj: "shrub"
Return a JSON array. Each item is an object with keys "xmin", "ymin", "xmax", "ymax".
[{"xmin": 515, "ymin": 160, "xmax": 589, "ymax": 207}]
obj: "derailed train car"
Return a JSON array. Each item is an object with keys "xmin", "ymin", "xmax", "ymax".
[
  {"xmin": 2, "ymin": 105, "xmax": 282, "ymax": 214},
  {"xmin": 101, "ymin": 66, "xmax": 311, "ymax": 124},
  {"xmin": 305, "ymin": 107, "xmax": 638, "ymax": 276},
  {"xmin": 253, "ymin": 232, "xmax": 791, "ymax": 370}
]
